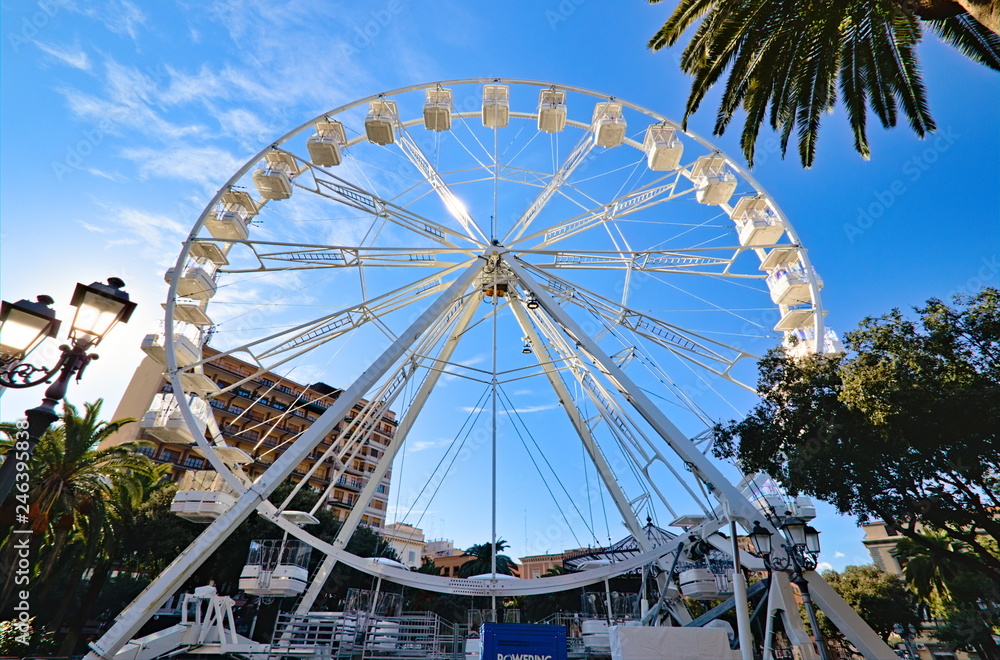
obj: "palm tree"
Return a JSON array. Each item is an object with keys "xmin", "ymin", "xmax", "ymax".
[
  {"xmin": 648, "ymin": 0, "xmax": 1000, "ymax": 167},
  {"xmin": 895, "ymin": 534, "xmax": 1000, "ymax": 659},
  {"xmin": 0, "ymin": 400, "xmax": 159, "ymax": 614},
  {"xmin": 458, "ymin": 539, "xmax": 518, "ymax": 577}
]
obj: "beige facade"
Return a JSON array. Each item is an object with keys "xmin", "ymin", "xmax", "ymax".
[
  {"xmin": 381, "ymin": 522, "xmax": 426, "ymax": 569},
  {"xmin": 860, "ymin": 521, "xmax": 906, "ymax": 575},
  {"xmin": 423, "ymin": 538, "xmax": 463, "ymax": 559},
  {"xmin": 519, "ymin": 548, "xmax": 593, "ymax": 579},
  {"xmin": 104, "ymin": 346, "xmax": 396, "ymax": 528}
]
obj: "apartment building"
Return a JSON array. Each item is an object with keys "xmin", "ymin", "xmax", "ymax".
[
  {"xmin": 381, "ymin": 522, "xmax": 427, "ymax": 568},
  {"xmin": 105, "ymin": 345, "xmax": 397, "ymax": 528}
]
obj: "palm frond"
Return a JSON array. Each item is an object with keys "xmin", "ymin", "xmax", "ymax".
[
  {"xmin": 714, "ymin": 1, "xmax": 784, "ymax": 132},
  {"xmin": 926, "ymin": 13, "xmax": 1000, "ymax": 71},
  {"xmin": 792, "ymin": 7, "xmax": 848, "ymax": 166},
  {"xmin": 859, "ymin": 13, "xmax": 900, "ymax": 129},
  {"xmin": 839, "ymin": 8, "xmax": 872, "ymax": 158},
  {"xmin": 649, "ymin": 0, "xmax": 993, "ymax": 166},
  {"xmin": 649, "ymin": 0, "xmax": 722, "ymax": 50},
  {"xmin": 872, "ymin": 9, "xmax": 935, "ymax": 136}
]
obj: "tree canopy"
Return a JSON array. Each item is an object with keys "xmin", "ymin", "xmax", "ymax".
[
  {"xmin": 821, "ymin": 565, "xmax": 922, "ymax": 642},
  {"xmin": 459, "ymin": 539, "xmax": 518, "ymax": 577},
  {"xmin": 713, "ymin": 288, "xmax": 1000, "ymax": 582},
  {"xmin": 648, "ymin": 0, "xmax": 1000, "ymax": 167}
]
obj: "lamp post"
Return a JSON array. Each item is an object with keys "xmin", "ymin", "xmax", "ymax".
[
  {"xmin": 0, "ymin": 278, "xmax": 136, "ymax": 504},
  {"xmin": 749, "ymin": 519, "xmax": 830, "ymax": 660}
]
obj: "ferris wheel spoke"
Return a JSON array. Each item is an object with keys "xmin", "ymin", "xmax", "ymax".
[
  {"xmin": 502, "ymin": 130, "xmax": 596, "ymax": 244},
  {"xmin": 526, "ymin": 267, "xmax": 758, "ymax": 377},
  {"xmin": 522, "ymin": 247, "xmax": 761, "ymax": 278},
  {"xmin": 189, "ymin": 265, "xmax": 466, "ymax": 394},
  {"xmin": 291, "ymin": 164, "xmax": 473, "ymax": 248},
  {"xmin": 514, "ymin": 174, "xmax": 692, "ymax": 249},
  {"xmin": 296, "ymin": 291, "xmax": 481, "ymax": 611},
  {"xmin": 212, "ymin": 239, "xmax": 476, "ymax": 273},
  {"xmin": 525, "ymin": 302, "xmax": 713, "ymax": 519},
  {"xmin": 508, "ymin": 297, "xmax": 653, "ymax": 548},
  {"xmin": 394, "ymin": 124, "xmax": 490, "ymax": 245}
]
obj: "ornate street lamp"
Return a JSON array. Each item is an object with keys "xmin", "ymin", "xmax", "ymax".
[
  {"xmin": 750, "ymin": 520, "xmax": 829, "ymax": 660},
  {"xmin": 0, "ymin": 278, "xmax": 136, "ymax": 504},
  {"xmin": 0, "ymin": 295, "xmax": 61, "ymax": 366},
  {"xmin": 748, "ymin": 521, "xmax": 773, "ymax": 557}
]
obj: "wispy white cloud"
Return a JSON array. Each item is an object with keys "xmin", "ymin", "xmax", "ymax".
[
  {"xmin": 85, "ymin": 167, "xmax": 125, "ymax": 181},
  {"xmin": 816, "ymin": 561, "xmax": 833, "ymax": 572},
  {"xmin": 78, "ymin": 0, "xmax": 148, "ymax": 41},
  {"xmin": 60, "ymin": 59, "xmax": 207, "ymax": 139},
  {"xmin": 93, "ymin": 205, "xmax": 188, "ymax": 266},
  {"xmin": 120, "ymin": 145, "xmax": 242, "ymax": 187},
  {"xmin": 34, "ymin": 40, "xmax": 91, "ymax": 70},
  {"xmin": 408, "ymin": 438, "xmax": 450, "ymax": 452},
  {"xmin": 834, "ymin": 551, "xmax": 845, "ymax": 558},
  {"xmin": 79, "ymin": 220, "xmax": 107, "ymax": 233}
]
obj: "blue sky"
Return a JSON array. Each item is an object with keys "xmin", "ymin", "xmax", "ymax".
[{"xmin": 1, "ymin": 0, "xmax": 998, "ymax": 576}]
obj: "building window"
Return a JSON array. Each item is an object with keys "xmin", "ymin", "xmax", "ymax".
[
  {"xmin": 183, "ymin": 456, "xmax": 205, "ymax": 469},
  {"xmin": 883, "ymin": 525, "xmax": 900, "ymax": 537},
  {"xmin": 408, "ymin": 550, "xmax": 416, "ymax": 563},
  {"xmin": 260, "ymin": 377, "xmax": 275, "ymax": 387},
  {"xmin": 136, "ymin": 445, "xmax": 154, "ymax": 457},
  {"xmin": 159, "ymin": 448, "xmax": 181, "ymax": 463},
  {"xmin": 278, "ymin": 385, "xmax": 292, "ymax": 395},
  {"xmin": 376, "ymin": 484, "xmax": 387, "ymax": 494}
]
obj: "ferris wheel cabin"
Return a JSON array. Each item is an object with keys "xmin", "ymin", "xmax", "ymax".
[
  {"xmin": 537, "ymin": 88, "xmax": 567, "ymax": 133},
  {"xmin": 139, "ymin": 392, "xmax": 210, "ymax": 445},
  {"xmin": 644, "ymin": 124, "xmax": 683, "ymax": 171},
  {"xmin": 690, "ymin": 155, "xmax": 737, "ymax": 206},
  {"xmin": 423, "ymin": 87, "xmax": 454, "ymax": 131},
  {"xmin": 253, "ymin": 151, "xmax": 299, "ymax": 200},
  {"xmin": 307, "ymin": 119, "xmax": 347, "ymax": 167},
  {"xmin": 730, "ymin": 195, "xmax": 784, "ymax": 247},
  {"xmin": 592, "ymin": 101, "xmax": 626, "ymax": 148},
  {"xmin": 365, "ymin": 99, "xmax": 398, "ymax": 145},
  {"xmin": 204, "ymin": 190, "xmax": 257, "ymax": 241}
]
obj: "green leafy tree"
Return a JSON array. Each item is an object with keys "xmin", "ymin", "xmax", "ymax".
[
  {"xmin": 933, "ymin": 605, "xmax": 1000, "ymax": 660},
  {"xmin": 648, "ymin": 0, "xmax": 1000, "ymax": 167},
  {"xmin": 821, "ymin": 565, "xmax": 922, "ymax": 642},
  {"xmin": 458, "ymin": 539, "xmax": 518, "ymax": 577},
  {"xmin": 0, "ymin": 617, "xmax": 55, "ymax": 656},
  {"xmin": 713, "ymin": 288, "xmax": 1000, "ymax": 581}
]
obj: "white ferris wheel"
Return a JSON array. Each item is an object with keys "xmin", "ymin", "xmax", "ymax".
[{"xmin": 88, "ymin": 79, "xmax": 892, "ymax": 660}]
